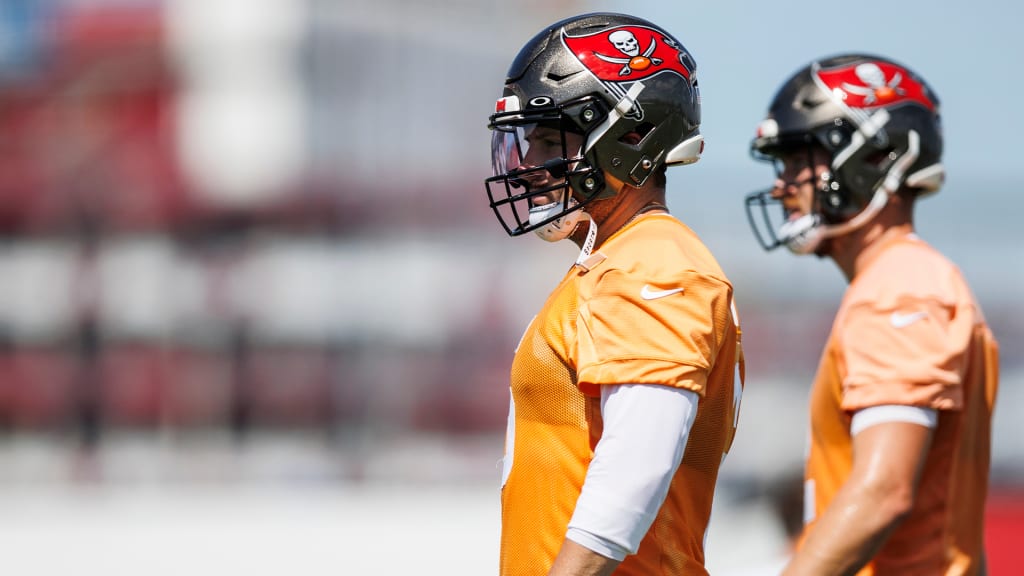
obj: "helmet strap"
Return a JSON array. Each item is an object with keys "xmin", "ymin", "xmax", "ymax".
[
  {"xmin": 585, "ymin": 82, "xmax": 646, "ymax": 155},
  {"xmin": 574, "ymin": 214, "xmax": 600, "ymax": 270}
]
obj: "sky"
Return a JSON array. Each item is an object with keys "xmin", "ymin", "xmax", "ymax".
[{"xmin": 589, "ymin": 0, "xmax": 1021, "ymax": 178}]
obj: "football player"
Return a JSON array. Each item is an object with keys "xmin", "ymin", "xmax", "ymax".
[
  {"xmin": 745, "ymin": 53, "xmax": 999, "ymax": 575},
  {"xmin": 486, "ymin": 12, "xmax": 744, "ymax": 576}
]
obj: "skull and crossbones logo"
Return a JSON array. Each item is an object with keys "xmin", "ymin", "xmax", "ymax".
[
  {"xmin": 594, "ymin": 30, "xmax": 662, "ymax": 76},
  {"xmin": 841, "ymin": 63, "xmax": 905, "ymax": 105}
]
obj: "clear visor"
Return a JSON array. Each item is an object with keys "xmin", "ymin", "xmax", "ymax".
[
  {"xmin": 491, "ymin": 123, "xmax": 533, "ymax": 177},
  {"xmin": 491, "ymin": 122, "xmax": 586, "ymax": 179}
]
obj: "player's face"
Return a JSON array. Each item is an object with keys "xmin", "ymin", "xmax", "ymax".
[
  {"xmin": 520, "ymin": 125, "xmax": 585, "ymax": 207},
  {"xmin": 770, "ymin": 146, "xmax": 830, "ymax": 222}
]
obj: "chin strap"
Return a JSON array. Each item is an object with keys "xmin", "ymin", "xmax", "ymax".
[{"xmin": 574, "ymin": 216, "xmax": 606, "ymax": 271}]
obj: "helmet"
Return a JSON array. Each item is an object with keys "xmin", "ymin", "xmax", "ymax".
[
  {"xmin": 486, "ymin": 12, "xmax": 703, "ymax": 238},
  {"xmin": 745, "ymin": 53, "xmax": 944, "ymax": 253}
]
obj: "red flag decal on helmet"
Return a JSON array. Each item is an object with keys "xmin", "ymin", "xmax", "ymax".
[
  {"xmin": 562, "ymin": 25, "xmax": 691, "ymax": 82},
  {"xmin": 816, "ymin": 61, "xmax": 935, "ymax": 111},
  {"xmin": 495, "ymin": 95, "xmax": 519, "ymax": 113}
]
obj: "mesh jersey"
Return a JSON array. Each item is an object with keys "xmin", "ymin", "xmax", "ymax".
[
  {"xmin": 803, "ymin": 235, "xmax": 999, "ymax": 575},
  {"xmin": 499, "ymin": 214, "xmax": 744, "ymax": 576}
]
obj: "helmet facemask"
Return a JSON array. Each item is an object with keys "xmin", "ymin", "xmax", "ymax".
[{"xmin": 486, "ymin": 96, "xmax": 607, "ymax": 239}]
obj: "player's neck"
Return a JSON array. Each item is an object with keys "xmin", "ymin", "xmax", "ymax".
[
  {"xmin": 833, "ymin": 221, "xmax": 915, "ymax": 282},
  {"xmin": 570, "ymin": 181, "xmax": 667, "ymax": 250}
]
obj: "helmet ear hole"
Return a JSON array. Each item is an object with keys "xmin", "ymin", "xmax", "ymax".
[
  {"xmin": 618, "ymin": 122, "xmax": 655, "ymax": 146},
  {"xmin": 618, "ymin": 132, "xmax": 643, "ymax": 146}
]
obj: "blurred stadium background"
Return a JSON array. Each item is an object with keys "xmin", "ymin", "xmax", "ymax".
[{"xmin": 0, "ymin": 0, "xmax": 1019, "ymax": 574}]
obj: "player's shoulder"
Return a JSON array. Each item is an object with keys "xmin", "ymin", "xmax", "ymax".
[
  {"xmin": 847, "ymin": 235, "xmax": 967, "ymax": 309},
  {"xmin": 582, "ymin": 216, "xmax": 733, "ymax": 304},
  {"xmin": 608, "ymin": 214, "xmax": 731, "ymax": 282},
  {"xmin": 880, "ymin": 235, "xmax": 953, "ymax": 268}
]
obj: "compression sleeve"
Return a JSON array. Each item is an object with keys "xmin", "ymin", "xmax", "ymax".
[
  {"xmin": 565, "ymin": 383, "xmax": 699, "ymax": 560},
  {"xmin": 850, "ymin": 404, "xmax": 938, "ymax": 436}
]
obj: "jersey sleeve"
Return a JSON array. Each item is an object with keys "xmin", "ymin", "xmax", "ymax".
[
  {"xmin": 575, "ymin": 268, "xmax": 732, "ymax": 396},
  {"xmin": 838, "ymin": 296, "xmax": 971, "ymax": 412}
]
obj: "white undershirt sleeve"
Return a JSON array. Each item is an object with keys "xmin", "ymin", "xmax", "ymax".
[
  {"xmin": 850, "ymin": 404, "xmax": 938, "ymax": 436},
  {"xmin": 565, "ymin": 383, "xmax": 699, "ymax": 560}
]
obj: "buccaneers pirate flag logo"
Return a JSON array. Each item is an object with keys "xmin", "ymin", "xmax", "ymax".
[
  {"xmin": 562, "ymin": 24, "xmax": 694, "ymax": 120},
  {"xmin": 815, "ymin": 61, "xmax": 936, "ymax": 111}
]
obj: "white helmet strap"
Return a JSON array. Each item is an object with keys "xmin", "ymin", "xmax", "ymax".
[{"xmin": 585, "ymin": 82, "xmax": 645, "ymax": 154}]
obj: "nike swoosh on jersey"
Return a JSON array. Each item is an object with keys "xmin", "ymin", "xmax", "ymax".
[
  {"xmin": 641, "ymin": 285, "xmax": 685, "ymax": 300},
  {"xmin": 890, "ymin": 311, "xmax": 928, "ymax": 328}
]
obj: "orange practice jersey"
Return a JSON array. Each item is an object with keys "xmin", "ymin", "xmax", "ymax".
[
  {"xmin": 803, "ymin": 234, "xmax": 999, "ymax": 575},
  {"xmin": 498, "ymin": 214, "xmax": 744, "ymax": 575}
]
